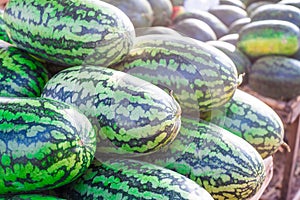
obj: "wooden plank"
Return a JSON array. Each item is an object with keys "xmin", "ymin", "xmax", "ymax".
[
  {"xmin": 293, "ymin": 189, "xmax": 300, "ymax": 200},
  {"xmin": 280, "ymin": 117, "xmax": 300, "ymax": 200},
  {"xmin": 288, "ymin": 98, "xmax": 300, "ymax": 124},
  {"xmin": 250, "ymin": 156, "xmax": 273, "ymax": 200}
]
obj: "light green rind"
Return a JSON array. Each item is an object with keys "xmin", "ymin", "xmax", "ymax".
[
  {"xmin": 138, "ymin": 116, "xmax": 266, "ymax": 200},
  {"xmin": 237, "ymin": 20, "xmax": 300, "ymax": 58},
  {"xmin": 249, "ymin": 55, "xmax": 300, "ymax": 100},
  {"xmin": 207, "ymin": 40, "xmax": 251, "ymax": 84},
  {"xmin": 0, "ymin": 97, "xmax": 96, "ymax": 195},
  {"xmin": 101, "ymin": 0, "xmax": 154, "ymax": 28},
  {"xmin": 0, "ymin": 10, "xmax": 11, "ymax": 43},
  {"xmin": 147, "ymin": 0, "xmax": 173, "ymax": 26},
  {"xmin": 250, "ymin": 4, "xmax": 300, "ymax": 27},
  {"xmin": 42, "ymin": 66, "xmax": 181, "ymax": 157},
  {"xmin": 111, "ymin": 34, "xmax": 238, "ymax": 115},
  {"xmin": 202, "ymin": 89, "xmax": 285, "ymax": 158},
  {"xmin": 64, "ymin": 158, "xmax": 214, "ymax": 200},
  {"xmin": 3, "ymin": 0, "xmax": 135, "ymax": 66},
  {"xmin": 0, "ymin": 194, "xmax": 65, "ymax": 200},
  {"xmin": 0, "ymin": 46, "xmax": 49, "ymax": 97}
]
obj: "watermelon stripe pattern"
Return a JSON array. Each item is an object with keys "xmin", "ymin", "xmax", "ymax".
[
  {"xmin": 1, "ymin": 194, "xmax": 65, "ymax": 200},
  {"xmin": 111, "ymin": 35, "xmax": 238, "ymax": 115},
  {"xmin": 249, "ymin": 56, "xmax": 300, "ymax": 100},
  {"xmin": 0, "ymin": 10, "xmax": 11, "ymax": 43},
  {"xmin": 139, "ymin": 117, "xmax": 266, "ymax": 200},
  {"xmin": 0, "ymin": 97, "xmax": 96, "ymax": 194},
  {"xmin": 3, "ymin": 0, "xmax": 135, "ymax": 66},
  {"xmin": 41, "ymin": 66, "xmax": 181, "ymax": 156},
  {"xmin": 171, "ymin": 11, "xmax": 229, "ymax": 38},
  {"xmin": 64, "ymin": 158, "xmax": 214, "ymax": 200},
  {"xmin": 203, "ymin": 89, "xmax": 284, "ymax": 158},
  {"xmin": 237, "ymin": 20, "xmax": 300, "ymax": 58},
  {"xmin": 0, "ymin": 46, "xmax": 49, "ymax": 97}
]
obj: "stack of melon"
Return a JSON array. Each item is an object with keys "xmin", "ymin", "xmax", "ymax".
[
  {"xmin": 0, "ymin": 0, "xmax": 288, "ymax": 199},
  {"xmin": 170, "ymin": 0, "xmax": 300, "ymax": 101},
  {"xmin": 237, "ymin": 0, "xmax": 300, "ymax": 101}
]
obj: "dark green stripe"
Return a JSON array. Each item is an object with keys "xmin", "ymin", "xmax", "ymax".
[
  {"xmin": 0, "ymin": 194, "xmax": 65, "ymax": 200},
  {"xmin": 249, "ymin": 56, "xmax": 300, "ymax": 100},
  {"xmin": 64, "ymin": 158, "xmax": 213, "ymax": 200},
  {"xmin": 138, "ymin": 116, "xmax": 266, "ymax": 200},
  {"xmin": 111, "ymin": 34, "xmax": 238, "ymax": 114},
  {"xmin": 0, "ymin": 11, "xmax": 11, "ymax": 43},
  {"xmin": 203, "ymin": 89, "xmax": 284, "ymax": 158},
  {"xmin": 3, "ymin": 0, "xmax": 135, "ymax": 66},
  {"xmin": 0, "ymin": 97, "xmax": 96, "ymax": 194},
  {"xmin": 0, "ymin": 46, "xmax": 49, "ymax": 97},
  {"xmin": 41, "ymin": 66, "xmax": 181, "ymax": 156}
]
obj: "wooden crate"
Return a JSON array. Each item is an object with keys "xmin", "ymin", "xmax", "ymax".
[
  {"xmin": 293, "ymin": 190, "xmax": 300, "ymax": 200},
  {"xmin": 241, "ymin": 86, "xmax": 300, "ymax": 200}
]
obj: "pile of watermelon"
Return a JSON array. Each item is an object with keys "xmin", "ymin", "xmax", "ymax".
[{"xmin": 0, "ymin": 0, "xmax": 295, "ymax": 199}]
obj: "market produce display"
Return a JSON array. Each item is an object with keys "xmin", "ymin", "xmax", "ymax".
[
  {"xmin": 228, "ymin": 17, "xmax": 251, "ymax": 34},
  {"xmin": 249, "ymin": 56, "xmax": 300, "ymax": 100},
  {"xmin": 111, "ymin": 34, "xmax": 238, "ymax": 115},
  {"xmin": 237, "ymin": 20, "xmax": 300, "ymax": 58},
  {"xmin": 41, "ymin": 66, "xmax": 181, "ymax": 157},
  {"xmin": 172, "ymin": 10, "xmax": 228, "ymax": 38},
  {"xmin": 218, "ymin": 33, "xmax": 239, "ymax": 45},
  {"xmin": 63, "ymin": 158, "xmax": 214, "ymax": 199},
  {"xmin": 135, "ymin": 26, "xmax": 181, "ymax": 37},
  {"xmin": 202, "ymin": 89, "xmax": 285, "ymax": 159},
  {"xmin": 171, "ymin": 18, "xmax": 217, "ymax": 41},
  {"xmin": 3, "ymin": 0, "xmax": 135, "ymax": 66},
  {"xmin": 147, "ymin": 0, "xmax": 173, "ymax": 26},
  {"xmin": 139, "ymin": 117, "xmax": 266, "ymax": 200},
  {"xmin": 0, "ymin": 46, "xmax": 49, "ymax": 97},
  {"xmin": 1, "ymin": 0, "xmax": 297, "ymax": 199},
  {"xmin": 208, "ymin": 4, "xmax": 248, "ymax": 26},
  {"xmin": 0, "ymin": 97, "xmax": 96, "ymax": 195},
  {"xmin": 220, "ymin": 0, "xmax": 246, "ymax": 8},
  {"xmin": 278, "ymin": 0, "xmax": 300, "ymax": 9},
  {"xmin": 100, "ymin": 0, "xmax": 154, "ymax": 28},
  {"xmin": 206, "ymin": 40, "xmax": 251, "ymax": 82},
  {"xmin": 0, "ymin": 10, "xmax": 10, "ymax": 43},
  {"xmin": 3, "ymin": 194, "xmax": 65, "ymax": 200},
  {"xmin": 250, "ymin": 3, "xmax": 300, "ymax": 26}
]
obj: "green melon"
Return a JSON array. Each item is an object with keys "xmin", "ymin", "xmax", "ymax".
[
  {"xmin": 3, "ymin": 0, "xmax": 135, "ymax": 66},
  {"xmin": 0, "ymin": 46, "xmax": 49, "ymax": 97},
  {"xmin": 249, "ymin": 56, "xmax": 300, "ymax": 100},
  {"xmin": 63, "ymin": 158, "xmax": 214, "ymax": 200},
  {"xmin": 101, "ymin": 0, "xmax": 154, "ymax": 28},
  {"xmin": 147, "ymin": 0, "xmax": 173, "ymax": 26},
  {"xmin": 42, "ymin": 66, "xmax": 181, "ymax": 157},
  {"xmin": 237, "ymin": 20, "xmax": 300, "ymax": 58},
  {"xmin": 202, "ymin": 89, "xmax": 285, "ymax": 158},
  {"xmin": 0, "ymin": 97, "xmax": 96, "ymax": 194}
]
